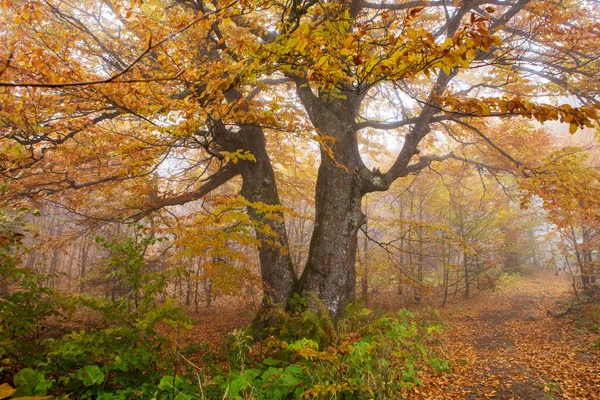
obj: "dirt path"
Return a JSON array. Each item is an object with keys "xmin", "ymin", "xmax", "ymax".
[{"xmin": 420, "ymin": 273, "xmax": 600, "ymax": 399}]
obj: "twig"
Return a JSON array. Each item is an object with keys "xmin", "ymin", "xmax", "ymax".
[{"xmin": 0, "ymin": 1, "xmax": 237, "ymax": 88}]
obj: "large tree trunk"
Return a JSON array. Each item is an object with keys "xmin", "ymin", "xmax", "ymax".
[
  {"xmin": 293, "ymin": 91, "xmax": 366, "ymax": 318},
  {"xmin": 301, "ymin": 149, "xmax": 365, "ymax": 317},
  {"xmin": 237, "ymin": 126, "xmax": 297, "ymax": 308}
]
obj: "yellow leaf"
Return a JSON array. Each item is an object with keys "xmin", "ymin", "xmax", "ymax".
[
  {"xmin": 12, "ymin": 397, "xmax": 52, "ymax": 400},
  {"xmin": 569, "ymin": 122, "xmax": 578, "ymax": 134},
  {"xmin": 0, "ymin": 383, "xmax": 16, "ymax": 400}
]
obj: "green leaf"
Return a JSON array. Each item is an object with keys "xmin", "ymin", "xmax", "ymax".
[
  {"xmin": 77, "ymin": 365, "xmax": 105, "ymax": 386},
  {"xmin": 158, "ymin": 375, "xmax": 184, "ymax": 391},
  {"xmin": 227, "ymin": 373, "xmax": 246, "ymax": 398},
  {"xmin": 244, "ymin": 368, "xmax": 261, "ymax": 383},
  {"xmin": 262, "ymin": 357, "xmax": 280, "ymax": 366},
  {"xmin": 13, "ymin": 368, "xmax": 44, "ymax": 396}
]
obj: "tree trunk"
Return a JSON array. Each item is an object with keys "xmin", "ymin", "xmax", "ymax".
[
  {"xmin": 67, "ymin": 244, "xmax": 75, "ymax": 292},
  {"xmin": 464, "ymin": 253, "xmax": 470, "ymax": 300},
  {"xmin": 204, "ymin": 278, "xmax": 212, "ymax": 308},
  {"xmin": 294, "ymin": 92, "xmax": 366, "ymax": 318},
  {"xmin": 79, "ymin": 236, "xmax": 88, "ymax": 293},
  {"xmin": 215, "ymin": 89, "xmax": 297, "ymax": 312},
  {"xmin": 361, "ymin": 195, "xmax": 369, "ymax": 304},
  {"xmin": 301, "ymin": 149, "xmax": 364, "ymax": 317},
  {"xmin": 442, "ymin": 266, "xmax": 450, "ymax": 307},
  {"xmin": 416, "ymin": 200, "xmax": 424, "ymax": 304},
  {"xmin": 194, "ymin": 257, "xmax": 201, "ymax": 312},
  {"xmin": 237, "ymin": 126, "xmax": 297, "ymax": 309}
]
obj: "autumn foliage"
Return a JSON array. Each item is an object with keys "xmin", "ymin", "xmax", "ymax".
[{"xmin": 1, "ymin": 0, "xmax": 600, "ymax": 398}]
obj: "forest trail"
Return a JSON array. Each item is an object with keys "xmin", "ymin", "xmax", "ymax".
[
  {"xmin": 419, "ymin": 273, "xmax": 600, "ymax": 399},
  {"xmin": 181, "ymin": 273, "xmax": 600, "ymax": 399}
]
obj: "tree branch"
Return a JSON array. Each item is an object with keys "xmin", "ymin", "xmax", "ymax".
[
  {"xmin": 0, "ymin": 1, "xmax": 238, "ymax": 87},
  {"xmin": 0, "ymin": 38, "xmax": 182, "ymax": 87},
  {"xmin": 125, "ymin": 163, "xmax": 240, "ymax": 222},
  {"xmin": 449, "ymin": 118, "xmax": 524, "ymax": 170},
  {"xmin": 405, "ymin": 153, "xmax": 456, "ymax": 174}
]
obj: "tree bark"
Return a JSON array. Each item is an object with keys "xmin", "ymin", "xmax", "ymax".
[
  {"xmin": 292, "ymin": 89, "xmax": 367, "ymax": 318},
  {"xmin": 301, "ymin": 146, "xmax": 365, "ymax": 317},
  {"xmin": 236, "ymin": 126, "xmax": 297, "ymax": 309}
]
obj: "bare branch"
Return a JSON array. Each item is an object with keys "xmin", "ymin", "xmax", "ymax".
[
  {"xmin": 449, "ymin": 118, "xmax": 524, "ymax": 170},
  {"xmin": 0, "ymin": 38, "xmax": 182, "ymax": 87},
  {"xmin": 405, "ymin": 153, "xmax": 455, "ymax": 174}
]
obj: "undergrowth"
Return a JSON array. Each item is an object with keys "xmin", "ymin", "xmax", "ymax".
[{"xmin": 1, "ymin": 209, "xmax": 448, "ymax": 399}]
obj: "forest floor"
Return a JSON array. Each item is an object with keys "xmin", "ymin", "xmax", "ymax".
[
  {"xmin": 418, "ymin": 272, "xmax": 600, "ymax": 399},
  {"xmin": 184, "ymin": 272, "xmax": 600, "ymax": 399}
]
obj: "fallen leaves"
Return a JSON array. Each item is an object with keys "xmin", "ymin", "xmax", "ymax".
[{"xmin": 415, "ymin": 273, "xmax": 600, "ymax": 399}]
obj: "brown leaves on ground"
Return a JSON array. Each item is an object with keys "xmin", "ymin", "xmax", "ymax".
[
  {"xmin": 417, "ymin": 273, "xmax": 600, "ymax": 399},
  {"xmin": 170, "ymin": 274, "xmax": 599, "ymax": 399}
]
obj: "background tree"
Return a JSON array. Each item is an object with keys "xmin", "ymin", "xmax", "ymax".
[{"xmin": 522, "ymin": 148, "xmax": 600, "ymax": 297}]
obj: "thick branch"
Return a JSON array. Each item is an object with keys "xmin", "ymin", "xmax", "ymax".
[
  {"xmin": 381, "ymin": 70, "xmax": 457, "ymax": 184},
  {"xmin": 362, "ymin": 1, "xmax": 444, "ymax": 10},
  {"xmin": 126, "ymin": 163, "xmax": 240, "ymax": 221},
  {"xmin": 405, "ymin": 153, "xmax": 455, "ymax": 174},
  {"xmin": 357, "ymin": 112, "xmax": 511, "ymax": 131}
]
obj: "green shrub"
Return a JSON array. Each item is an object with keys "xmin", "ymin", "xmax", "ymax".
[
  {"xmin": 0, "ymin": 203, "xmax": 63, "ymax": 380},
  {"xmin": 206, "ymin": 305, "xmax": 447, "ymax": 399},
  {"xmin": 1, "ymin": 225, "xmax": 191, "ymax": 399}
]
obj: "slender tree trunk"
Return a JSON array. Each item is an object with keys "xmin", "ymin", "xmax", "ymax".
[
  {"xmin": 453, "ymin": 262, "xmax": 460, "ymax": 297},
  {"xmin": 186, "ymin": 276, "xmax": 192, "ymax": 306},
  {"xmin": 442, "ymin": 266, "xmax": 450, "ymax": 307},
  {"xmin": 416, "ymin": 199, "xmax": 424, "ymax": 304},
  {"xmin": 194, "ymin": 257, "xmax": 201, "ymax": 312},
  {"xmin": 572, "ymin": 225, "xmax": 593, "ymax": 296},
  {"xmin": 26, "ymin": 248, "xmax": 36, "ymax": 269},
  {"xmin": 79, "ymin": 236, "xmax": 88, "ymax": 293},
  {"xmin": 67, "ymin": 244, "xmax": 75, "ymax": 292},
  {"xmin": 464, "ymin": 253, "xmax": 470, "ymax": 300},
  {"xmin": 204, "ymin": 278, "xmax": 212, "ymax": 308},
  {"xmin": 582, "ymin": 226, "xmax": 596, "ymax": 292},
  {"xmin": 397, "ymin": 248, "xmax": 404, "ymax": 296},
  {"xmin": 361, "ymin": 195, "xmax": 369, "ymax": 304},
  {"xmin": 398, "ymin": 215, "xmax": 405, "ymax": 296}
]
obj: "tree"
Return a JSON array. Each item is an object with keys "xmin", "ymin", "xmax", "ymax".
[
  {"xmin": 1, "ymin": 0, "xmax": 599, "ymax": 318},
  {"xmin": 522, "ymin": 148, "xmax": 600, "ymax": 296}
]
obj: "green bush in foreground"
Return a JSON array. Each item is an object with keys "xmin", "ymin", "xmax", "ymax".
[{"xmin": 209, "ymin": 306, "xmax": 448, "ymax": 399}]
